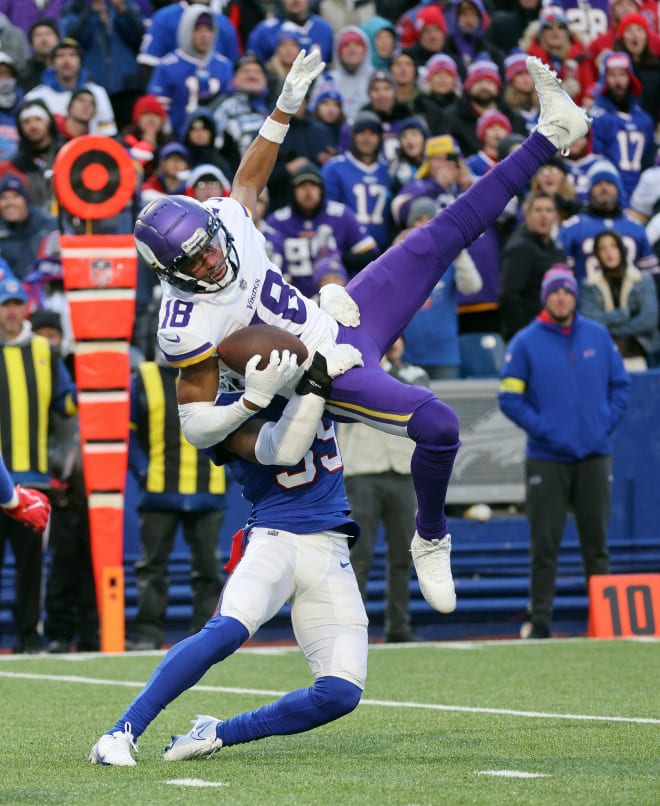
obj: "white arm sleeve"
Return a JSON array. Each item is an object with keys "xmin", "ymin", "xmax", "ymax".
[
  {"xmin": 178, "ymin": 398, "xmax": 256, "ymax": 450},
  {"xmin": 254, "ymin": 393, "xmax": 325, "ymax": 466}
]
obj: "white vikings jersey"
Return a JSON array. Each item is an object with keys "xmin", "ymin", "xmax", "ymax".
[{"xmin": 157, "ymin": 197, "xmax": 338, "ymax": 371}]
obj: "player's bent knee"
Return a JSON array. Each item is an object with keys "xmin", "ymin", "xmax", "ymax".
[
  {"xmin": 312, "ymin": 675, "xmax": 363, "ymax": 722},
  {"xmin": 407, "ymin": 397, "xmax": 460, "ymax": 446}
]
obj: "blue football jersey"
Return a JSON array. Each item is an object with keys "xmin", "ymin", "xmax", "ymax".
[
  {"xmin": 148, "ymin": 51, "xmax": 234, "ymax": 139},
  {"xmin": 559, "ymin": 211, "xmax": 659, "ymax": 282},
  {"xmin": 590, "ymin": 97, "xmax": 656, "ymax": 202},
  {"xmin": 208, "ymin": 395, "xmax": 359, "ymax": 541},
  {"xmin": 321, "ymin": 153, "xmax": 393, "ymax": 250},
  {"xmin": 138, "ymin": 3, "xmax": 239, "ymax": 66}
]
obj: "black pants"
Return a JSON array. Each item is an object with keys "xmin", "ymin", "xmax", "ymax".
[
  {"xmin": 0, "ymin": 512, "xmax": 44, "ymax": 652},
  {"xmin": 132, "ymin": 509, "xmax": 225, "ymax": 646},
  {"xmin": 525, "ymin": 455, "xmax": 612, "ymax": 630},
  {"xmin": 44, "ymin": 500, "xmax": 99, "ymax": 649},
  {"xmin": 346, "ymin": 472, "xmax": 416, "ymax": 640}
]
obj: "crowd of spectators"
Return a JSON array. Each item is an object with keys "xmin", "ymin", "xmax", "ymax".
[
  {"xmin": 1, "ymin": 0, "xmax": 660, "ymax": 648},
  {"xmin": 0, "ymin": 0, "xmax": 656, "ymax": 364}
]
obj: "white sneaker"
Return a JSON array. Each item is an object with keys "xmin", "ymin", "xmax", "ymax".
[
  {"xmin": 89, "ymin": 723, "xmax": 137, "ymax": 766},
  {"xmin": 162, "ymin": 714, "xmax": 223, "ymax": 761},
  {"xmin": 411, "ymin": 532, "xmax": 456, "ymax": 613},
  {"xmin": 527, "ymin": 56, "xmax": 591, "ymax": 153}
]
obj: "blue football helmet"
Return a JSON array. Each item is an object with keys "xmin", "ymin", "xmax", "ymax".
[{"xmin": 134, "ymin": 195, "xmax": 240, "ymax": 293}]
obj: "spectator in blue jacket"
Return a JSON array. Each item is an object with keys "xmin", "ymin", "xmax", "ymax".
[
  {"xmin": 0, "ymin": 173, "xmax": 58, "ymax": 278},
  {"xmin": 498, "ymin": 265, "xmax": 630, "ymax": 639},
  {"xmin": 61, "ymin": 0, "xmax": 145, "ymax": 131}
]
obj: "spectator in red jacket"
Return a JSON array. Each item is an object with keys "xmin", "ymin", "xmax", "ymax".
[{"xmin": 522, "ymin": 6, "xmax": 597, "ymax": 105}]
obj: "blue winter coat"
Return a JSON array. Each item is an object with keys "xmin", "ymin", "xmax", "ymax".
[{"xmin": 498, "ymin": 313, "xmax": 630, "ymax": 462}]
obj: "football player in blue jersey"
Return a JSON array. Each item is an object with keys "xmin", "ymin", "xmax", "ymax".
[{"xmin": 90, "ymin": 343, "xmax": 368, "ymax": 766}]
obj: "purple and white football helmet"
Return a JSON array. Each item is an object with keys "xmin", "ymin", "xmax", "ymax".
[{"xmin": 134, "ymin": 195, "xmax": 239, "ymax": 293}]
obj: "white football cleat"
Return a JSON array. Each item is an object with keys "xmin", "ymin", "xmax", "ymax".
[
  {"xmin": 527, "ymin": 56, "xmax": 591, "ymax": 153},
  {"xmin": 89, "ymin": 723, "xmax": 137, "ymax": 766},
  {"xmin": 411, "ymin": 532, "xmax": 456, "ymax": 613},
  {"xmin": 162, "ymin": 714, "xmax": 223, "ymax": 761}
]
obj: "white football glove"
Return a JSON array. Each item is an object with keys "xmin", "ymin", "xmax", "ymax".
[
  {"xmin": 319, "ymin": 283, "xmax": 361, "ymax": 327},
  {"xmin": 243, "ymin": 349, "xmax": 300, "ymax": 409},
  {"xmin": 321, "ymin": 342, "xmax": 364, "ymax": 378},
  {"xmin": 276, "ymin": 49, "xmax": 326, "ymax": 115},
  {"xmin": 295, "ymin": 343, "xmax": 363, "ymax": 397}
]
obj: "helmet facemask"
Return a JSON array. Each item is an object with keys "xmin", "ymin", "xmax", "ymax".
[{"xmin": 169, "ymin": 221, "xmax": 240, "ymax": 293}]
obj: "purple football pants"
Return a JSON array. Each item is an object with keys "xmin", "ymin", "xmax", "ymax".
[{"xmin": 328, "ymin": 131, "xmax": 557, "ymax": 539}]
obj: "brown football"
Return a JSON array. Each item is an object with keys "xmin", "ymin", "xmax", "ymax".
[{"xmin": 217, "ymin": 324, "xmax": 309, "ymax": 374}]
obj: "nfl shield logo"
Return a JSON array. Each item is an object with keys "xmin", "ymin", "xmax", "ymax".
[{"xmin": 90, "ymin": 258, "xmax": 113, "ymax": 287}]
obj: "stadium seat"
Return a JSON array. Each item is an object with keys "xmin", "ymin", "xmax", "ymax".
[{"xmin": 459, "ymin": 332, "xmax": 506, "ymax": 378}]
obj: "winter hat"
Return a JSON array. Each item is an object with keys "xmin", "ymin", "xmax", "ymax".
[
  {"xmin": 541, "ymin": 265, "xmax": 579, "ymax": 303},
  {"xmin": 398, "ymin": 116, "xmax": 430, "ymax": 138},
  {"xmin": 291, "ymin": 162, "xmax": 323, "ymax": 187},
  {"xmin": 369, "ymin": 69, "xmax": 397, "ymax": 91},
  {"xmin": 464, "ymin": 57, "xmax": 501, "ymax": 92},
  {"xmin": 617, "ymin": 11, "xmax": 651, "ymax": 37},
  {"xmin": 315, "ymin": 86, "xmax": 343, "ymax": 106},
  {"xmin": 425, "ymin": 53, "xmax": 459, "ymax": 81},
  {"xmin": 195, "ymin": 12, "xmax": 214, "ymax": 27},
  {"xmin": 416, "ymin": 5, "xmax": 448, "ymax": 35},
  {"xmin": 351, "ymin": 110, "xmax": 383, "ymax": 135},
  {"xmin": 587, "ymin": 158, "xmax": 625, "ymax": 198},
  {"xmin": 598, "ymin": 50, "xmax": 642, "ymax": 95},
  {"xmin": 0, "ymin": 173, "xmax": 28, "ymax": 199},
  {"xmin": 277, "ymin": 25, "xmax": 303, "ymax": 46},
  {"xmin": 0, "ymin": 275, "xmax": 27, "ymax": 305},
  {"xmin": 504, "ymin": 50, "xmax": 528, "ymax": 83},
  {"xmin": 337, "ymin": 30, "xmax": 366, "ymax": 52},
  {"xmin": 0, "ymin": 53, "xmax": 16, "ymax": 75},
  {"xmin": 132, "ymin": 95, "xmax": 167, "ymax": 123},
  {"xmin": 496, "ymin": 132, "xmax": 525, "ymax": 161},
  {"xmin": 186, "ymin": 163, "xmax": 230, "ymax": 192},
  {"xmin": 406, "ymin": 197, "xmax": 439, "ymax": 227},
  {"xmin": 18, "ymin": 102, "xmax": 51, "ymax": 124},
  {"xmin": 31, "ymin": 309, "xmax": 62, "ymax": 334},
  {"xmin": 160, "ymin": 142, "xmax": 189, "ymax": 161},
  {"xmin": 476, "ymin": 109, "xmax": 512, "ymax": 143},
  {"xmin": 416, "ymin": 134, "xmax": 463, "ymax": 177},
  {"xmin": 312, "ymin": 255, "xmax": 349, "ymax": 289},
  {"xmin": 539, "ymin": 6, "xmax": 569, "ymax": 29}
]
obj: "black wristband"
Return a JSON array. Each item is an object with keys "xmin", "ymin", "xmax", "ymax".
[{"xmin": 295, "ymin": 352, "xmax": 332, "ymax": 398}]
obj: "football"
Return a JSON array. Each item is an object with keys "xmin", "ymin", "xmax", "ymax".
[{"xmin": 217, "ymin": 324, "xmax": 309, "ymax": 374}]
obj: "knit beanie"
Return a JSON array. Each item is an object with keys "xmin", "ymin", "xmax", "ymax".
[{"xmin": 541, "ymin": 264, "xmax": 579, "ymax": 303}]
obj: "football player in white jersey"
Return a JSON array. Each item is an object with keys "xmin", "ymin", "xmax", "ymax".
[{"xmin": 133, "ymin": 49, "xmax": 592, "ymax": 615}]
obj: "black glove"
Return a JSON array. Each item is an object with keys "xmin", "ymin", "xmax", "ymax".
[{"xmin": 295, "ymin": 352, "xmax": 332, "ymax": 398}]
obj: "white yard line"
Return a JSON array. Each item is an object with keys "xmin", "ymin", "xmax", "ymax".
[{"xmin": 0, "ymin": 670, "xmax": 657, "ymax": 725}]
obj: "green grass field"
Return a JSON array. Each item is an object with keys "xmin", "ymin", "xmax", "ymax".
[{"xmin": 0, "ymin": 638, "xmax": 658, "ymax": 806}]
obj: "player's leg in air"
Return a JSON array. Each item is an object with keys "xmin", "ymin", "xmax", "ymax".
[{"xmin": 327, "ymin": 58, "xmax": 591, "ymax": 613}]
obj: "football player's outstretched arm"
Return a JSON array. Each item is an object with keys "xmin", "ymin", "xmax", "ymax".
[{"xmin": 231, "ymin": 49, "xmax": 325, "ymax": 216}]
